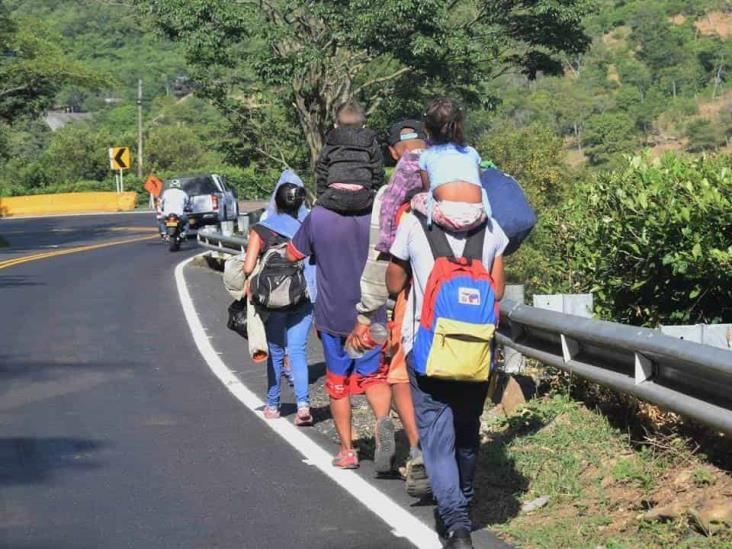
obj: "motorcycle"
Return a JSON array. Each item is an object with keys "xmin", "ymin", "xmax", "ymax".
[{"xmin": 164, "ymin": 213, "xmax": 186, "ymax": 252}]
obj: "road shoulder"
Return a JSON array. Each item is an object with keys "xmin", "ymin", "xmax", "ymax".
[{"xmin": 180, "ymin": 256, "xmax": 509, "ymax": 549}]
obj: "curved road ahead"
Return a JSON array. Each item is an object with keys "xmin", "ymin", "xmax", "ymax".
[{"xmin": 0, "ymin": 213, "xmax": 415, "ymax": 549}]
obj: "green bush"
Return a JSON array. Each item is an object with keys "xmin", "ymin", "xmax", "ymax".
[
  {"xmin": 559, "ymin": 153, "xmax": 731, "ymax": 325},
  {"xmin": 476, "ymin": 123, "xmax": 576, "ymax": 294},
  {"xmin": 685, "ymin": 118, "xmax": 724, "ymax": 153}
]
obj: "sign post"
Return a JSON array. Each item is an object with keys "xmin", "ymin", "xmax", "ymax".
[{"xmin": 109, "ymin": 147, "xmax": 132, "ymax": 193}]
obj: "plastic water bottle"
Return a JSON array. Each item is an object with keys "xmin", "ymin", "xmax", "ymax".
[{"xmin": 345, "ymin": 323, "xmax": 388, "ymax": 359}]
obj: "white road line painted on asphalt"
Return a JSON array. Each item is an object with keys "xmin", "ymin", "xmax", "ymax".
[{"xmin": 174, "ymin": 255, "xmax": 441, "ymax": 549}]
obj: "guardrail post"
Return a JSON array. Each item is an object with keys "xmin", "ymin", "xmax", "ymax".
[
  {"xmin": 635, "ymin": 352, "xmax": 654, "ymax": 384},
  {"xmin": 560, "ymin": 334, "xmax": 580, "ymax": 362},
  {"xmin": 503, "ymin": 285, "xmax": 525, "ymax": 374}
]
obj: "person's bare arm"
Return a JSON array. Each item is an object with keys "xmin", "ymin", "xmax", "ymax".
[
  {"xmin": 243, "ymin": 230, "xmax": 262, "ymax": 276},
  {"xmin": 386, "ymin": 257, "xmax": 410, "ymax": 295},
  {"xmin": 420, "ymin": 169, "xmax": 430, "ymax": 191},
  {"xmin": 491, "ymin": 255, "xmax": 505, "ymax": 301}
]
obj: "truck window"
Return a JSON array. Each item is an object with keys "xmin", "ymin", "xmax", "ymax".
[{"xmin": 166, "ymin": 175, "xmax": 218, "ymax": 195}]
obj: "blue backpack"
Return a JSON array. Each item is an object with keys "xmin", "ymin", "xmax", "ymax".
[
  {"xmin": 412, "ymin": 214, "xmax": 498, "ymax": 382},
  {"xmin": 480, "ymin": 165, "xmax": 536, "ymax": 256}
]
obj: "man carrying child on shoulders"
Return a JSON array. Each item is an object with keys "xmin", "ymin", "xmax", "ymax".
[{"xmin": 288, "ymin": 101, "xmax": 396, "ymax": 472}]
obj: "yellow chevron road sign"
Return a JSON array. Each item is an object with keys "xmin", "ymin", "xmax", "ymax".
[{"xmin": 109, "ymin": 147, "xmax": 131, "ymax": 170}]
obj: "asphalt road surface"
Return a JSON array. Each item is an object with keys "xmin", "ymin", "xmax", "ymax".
[{"xmin": 0, "ymin": 213, "xmax": 416, "ymax": 549}]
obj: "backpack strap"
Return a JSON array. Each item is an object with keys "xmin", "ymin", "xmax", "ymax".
[
  {"xmin": 463, "ymin": 222, "xmax": 487, "ymax": 262},
  {"xmin": 413, "ymin": 211, "xmax": 454, "ymax": 260},
  {"xmin": 414, "ymin": 211, "xmax": 487, "ymax": 262}
]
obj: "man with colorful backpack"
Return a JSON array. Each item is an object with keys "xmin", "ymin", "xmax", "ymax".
[{"xmin": 385, "ymin": 104, "xmax": 508, "ymax": 549}]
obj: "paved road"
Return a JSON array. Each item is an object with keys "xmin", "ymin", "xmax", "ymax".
[{"xmin": 0, "ymin": 213, "xmax": 414, "ymax": 549}]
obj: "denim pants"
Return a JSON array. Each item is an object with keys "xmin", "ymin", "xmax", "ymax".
[
  {"xmin": 264, "ymin": 302, "xmax": 313, "ymax": 408},
  {"xmin": 407, "ymin": 353, "xmax": 489, "ymax": 532}
]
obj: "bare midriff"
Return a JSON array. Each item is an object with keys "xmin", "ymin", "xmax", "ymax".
[{"xmin": 433, "ymin": 181, "xmax": 482, "ymax": 203}]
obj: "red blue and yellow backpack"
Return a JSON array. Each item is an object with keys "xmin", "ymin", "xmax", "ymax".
[{"xmin": 412, "ymin": 213, "xmax": 498, "ymax": 382}]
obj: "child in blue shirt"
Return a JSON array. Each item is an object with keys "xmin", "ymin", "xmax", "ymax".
[{"xmin": 418, "ymin": 97, "xmax": 491, "ymax": 225}]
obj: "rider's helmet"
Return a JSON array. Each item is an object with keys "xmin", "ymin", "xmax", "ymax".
[{"xmin": 169, "ymin": 179, "xmax": 181, "ymax": 189}]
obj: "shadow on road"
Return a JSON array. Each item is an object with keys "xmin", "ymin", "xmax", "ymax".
[
  {"xmin": 0, "ymin": 437, "xmax": 106, "ymax": 487},
  {"xmin": 0, "ymin": 275, "xmax": 46, "ymax": 289},
  {"xmin": 0, "ymin": 216, "xmax": 156, "ymax": 254}
]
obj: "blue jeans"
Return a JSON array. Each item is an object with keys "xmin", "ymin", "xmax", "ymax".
[
  {"xmin": 264, "ymin": 302, "xmax": 313, "ymax": 408},
  {"xmin": 407, "ymin": 353, "xmax": 489, "ymax": 533}
]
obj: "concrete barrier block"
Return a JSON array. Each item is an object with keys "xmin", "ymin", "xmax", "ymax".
[
  {"xmin": 0, "ymin": 192, "xmax": 138, "ymax": 217},
  {"xmin": 533, "ymin": 294, "xmax": 593, "ymax": 318},
  {"xmin": 660, "ymin": 324, "xmax": 732, "ymax": 350}
]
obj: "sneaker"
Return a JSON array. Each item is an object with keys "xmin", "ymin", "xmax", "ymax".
[
  {"xmin": 263, "ymin": 406, "xmax": 280, "ymax": 419},
  {"xmin": 295, "ymin": 406, "xmax": 313, "ymax": 427},
  {"xmin": 444, "ymin": 528, "xmax": 473, "ymax": 549},
  {"xmin": 405, "ymin": 448, "xmax": 431, "ymax": 498},
  {"xmin": 374, "ymin": 417, "xmax": 396, "ymax": 474},
  {"xmin": 332, "ymin": 449, "xmax": 359, "ymax": 469}
]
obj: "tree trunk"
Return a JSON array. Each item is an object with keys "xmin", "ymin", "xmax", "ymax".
[
  {"xmin": 574, "ymin": 123, "xmax": 583, "ymax": 153},
  {"xmin": 291, "ymin": 66, "xmax": 353, "ymax": 173},
  {"xmin": 712, "ymin": 60, "xmax": 724, "ymax": 100}
]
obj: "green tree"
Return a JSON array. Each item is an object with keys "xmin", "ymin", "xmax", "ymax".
[
  {"xmin": 146, "ymin": 125, "xmax": 223, "ymax": 172},
  {"xmin": 0, "ymin": 3, "xmax": 106, "ymax": 123},
  {"xmin": 476, "ymin": 123, "xmax": 574, "ymax": 292},
  {"xmin": 583, "ymin": 111, "xmax": 638, "ymax": 165},
  {"xmin": 561, "ymin": 153, "xmax": 732, "ymax": 325},
  {"xmin": 137, "ymin": 0, "xmax": 594, "ymax": 169},
  {"xmin": 41, "ymin": 123, "xmax": 118, "ymax": 184},
  {"xmin": 685, "ymin": 119, "xmax": 723, "ymax": 152}
]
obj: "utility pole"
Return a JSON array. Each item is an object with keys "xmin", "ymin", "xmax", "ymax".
[{"xmin": 137, "ymin": 78, "xmax": 143, "ymax": 178}]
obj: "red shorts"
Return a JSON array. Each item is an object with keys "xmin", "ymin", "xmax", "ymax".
[{"xmin": 321, "ymin": 332, "xmax": 388, "ymax": 399}]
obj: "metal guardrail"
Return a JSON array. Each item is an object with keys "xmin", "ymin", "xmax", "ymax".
[
  {"xmin": 197, "ymin": 228, "xmax": 248, "ymax": 254},
  {"xmin": 196, "ymin": 209, "xmax": 263, "ymax": 254},
  {"xmin": 498, "ymin": 300, "xmax": 732, "ymax": 436},
  {"xmin": 196, "ymin": 229, "xmax": 732, "ymax": 435}
]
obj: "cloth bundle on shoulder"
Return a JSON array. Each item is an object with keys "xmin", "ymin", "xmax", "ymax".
[
  {"xmin": 224, "ymin": 252, "xmax": 246, "ymax": 300},
  {"xmin": 480, "ymin": 166, "xmax": 536, "ymax": 256}
]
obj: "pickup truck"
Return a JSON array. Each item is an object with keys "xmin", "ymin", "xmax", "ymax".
[{"xmin": 164, "ymin": 174, "xmax": 238, "ymax": 229}]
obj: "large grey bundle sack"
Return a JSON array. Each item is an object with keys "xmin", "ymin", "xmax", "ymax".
[{"xmin": 223, "ymin": 253, "xmax": 246, "ymax": 300}]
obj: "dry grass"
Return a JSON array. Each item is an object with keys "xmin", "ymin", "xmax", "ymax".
[
  {"xmin": 475, "ymin": 369, "xmax": 732, "ymax": 548},
  {"xmin": 602, "ymin": 25, "xmax": 630, "ymax": 49},
  {"xmin": 696, "ymin": 11, "xmax": 732, "ymax": 39},
  {"xmin": 698, "ymin": 91, "xmax": 732, "ymax": 118},
  {"xmin": 670, "ymin": 14, "xmax": 688, "ymax": 26}
]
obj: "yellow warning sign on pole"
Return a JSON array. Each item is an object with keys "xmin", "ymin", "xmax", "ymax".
[{"xmin": 109, "ymin": 147, "xmax": 131, "ymax": 170}]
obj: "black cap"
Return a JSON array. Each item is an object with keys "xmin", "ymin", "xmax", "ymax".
[{"xmin": 387, "ymin": 119, "xmax": 427, "ymax": 146}]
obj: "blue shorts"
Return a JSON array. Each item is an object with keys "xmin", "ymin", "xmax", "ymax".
[{"xmin": 320, "ymin": 332, "xmax": 387, "ymax": 399}]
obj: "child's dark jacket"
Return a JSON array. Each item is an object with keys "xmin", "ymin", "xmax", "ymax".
[{"xmin": 315, "ymin": 127, "xmax": 385, "ymax": 197}]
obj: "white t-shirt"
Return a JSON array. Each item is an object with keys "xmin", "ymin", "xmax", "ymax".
[
  {"xmin": 389, "ymin": 212, "xmax": 509, "ymax": 354},
  {"xmin": 160, "ymin": 188, "xmax": 190, "ymax": 215}
]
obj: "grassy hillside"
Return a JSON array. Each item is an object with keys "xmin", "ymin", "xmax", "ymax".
[
  {"xmin": 483, "ymin": 0, "xmax": 732, "ymax": 169},
  {"xmin": 6, "ymin": 0, "xmax": 187, "ymax": 107},
  {"xmin": 3, "ymin": 0, "xmax": 732, "ymax": 194}
]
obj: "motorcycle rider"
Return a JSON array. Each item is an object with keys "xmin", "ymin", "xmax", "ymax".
[{"xmin": 160, "ymin": 179, "xmax": 191, "ymax": 239}]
